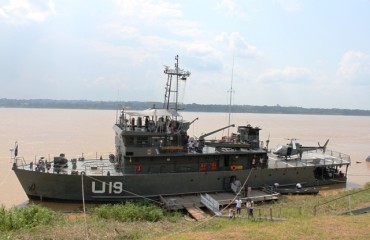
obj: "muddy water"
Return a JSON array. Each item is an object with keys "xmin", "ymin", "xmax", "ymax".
[{"xmin": 1, "ymin": 108, "xmax": 369, "ymax": 208}]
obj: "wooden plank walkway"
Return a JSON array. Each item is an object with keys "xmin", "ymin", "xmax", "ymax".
[{"xmin": 185, "ymin": 206, "xmax": 208, "ymax": 221}]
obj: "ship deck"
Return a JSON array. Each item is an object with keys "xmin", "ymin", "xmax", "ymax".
[
  {"xmin": 13, "ymin": 148, "xmax": 350, "ymax": 177},
  {"xmin": 267, "ymin": 149, "xmax": 351, "ymax": 169}
]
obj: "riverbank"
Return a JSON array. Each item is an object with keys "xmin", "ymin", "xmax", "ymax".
[
  {"xmin": 1, "ymin": 183, "xmax": 369, "ymax": 239},
  {"xmin": 2, "ymin": 98, "xmax": 370, "ymax": 116}
]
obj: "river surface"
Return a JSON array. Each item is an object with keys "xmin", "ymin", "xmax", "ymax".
[{"xmin": 1, "ymin": 108, "xmax": 369, "ymax": 209}]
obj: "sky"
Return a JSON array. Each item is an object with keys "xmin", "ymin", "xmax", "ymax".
[{"xmin": 1, "ymin": 0, "xmax": 370, "ymax": 110}]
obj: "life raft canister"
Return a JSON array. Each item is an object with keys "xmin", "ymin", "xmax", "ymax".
[
  {"xmin": 199, "ymin": 162, "xmax": 206, "ymax": 171},
  {"xmin": 135, "ymin": 165, "xmax": 142, "ymax": 172},
  {"xmin": 211, "ymin": 162, "xmax": 217, "ymax": 170}
]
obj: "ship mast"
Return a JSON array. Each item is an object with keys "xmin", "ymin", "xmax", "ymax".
[
  {"xmin": 163, "ymin": 55, "xmax": 191, "ymax": 111},
  {"xmin": 227, "ymin": 55, "xmax": 235, "ymax": 137}
]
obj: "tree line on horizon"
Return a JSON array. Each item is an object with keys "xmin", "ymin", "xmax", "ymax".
[{"xmin": 0, "ymin": 98, "xmax": 369, "ymax": 116}]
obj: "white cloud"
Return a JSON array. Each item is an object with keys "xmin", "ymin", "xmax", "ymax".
[
  {"xmin": 216, "ymin": 32, "xmax": 263, "ymax": 60},
  {"xmin": 185, "ymin": 41, "xmax": 221, "ymax": 58},
  {"xmin": 99, "ymin": 0, "xmax": 225, "ymax": 69},
  {"xmin": 336, "ymin": 50, "xmax": 370, "ymax": 85},
  {"xmin": 169, "ymin": 19, "xmax": 202, "ymax": 37},
  {"xmin": 111, "ymin": 0, "xmax": 201, "ymax": 38},
  {"xmin": 256, "ymin": 66, "xmax": 311, "ymax": 84},
  {"xmin": 230, "ymin": 32, "xmax": 263, "ymax": 59},
  {"xmin": 115, "ymin": 0, "xmax": 182, "ymax": 22},
  {"xmin": 274, "ymin": 0, "xmax": 301, "ymax": 12},
  {"xmin": 0, "ymin": 0, "xmax": 56, "ymax": 25},
  {"xmin": 215, "ymin": 0, "xmax": 244, "ymax": 17},
  {"xmin": 101, "ymin": 23, "xmax": 140, "ymax": 39}
]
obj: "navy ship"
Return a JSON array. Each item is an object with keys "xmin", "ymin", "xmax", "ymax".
[{"xmin": 12, "ymin": 56, "xmax": 351, "ymax": 202}]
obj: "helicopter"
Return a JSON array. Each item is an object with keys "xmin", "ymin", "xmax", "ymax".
[{"xmin": 273, "ymin": 138, "xmax": 329, "ymax": 159}]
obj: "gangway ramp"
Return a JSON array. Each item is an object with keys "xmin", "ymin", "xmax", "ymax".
[{"xmin": 201, "ymin": 193, "xmax": 222, "ymax": 216}]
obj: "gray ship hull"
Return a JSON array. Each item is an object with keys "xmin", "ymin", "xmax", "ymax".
[{"xmin": 13, "ymin": 166, "xmax": 345, "ymax": 202}]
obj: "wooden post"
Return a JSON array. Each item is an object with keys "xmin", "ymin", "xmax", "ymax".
[
  {"xmin": 299, "ymin": 206, "xmax": 302, "ymax": 215},
  {"xmin": 348, "ymin": 196, "xmax": 352, "ymax": 215},
  {"xmin": 269, "ymin": 207, "xmax": 273, "ymax": 221},
  {"xmin": 314, "ymin": 206, "xmax": 316, "ymax": 216},
  {"xmin": 279, "ymin": 207, "xmax": 281, "ymax": 218},
  {"xmin": 258, "ymin": 208, "xmax": 261, "ymax": 219}
]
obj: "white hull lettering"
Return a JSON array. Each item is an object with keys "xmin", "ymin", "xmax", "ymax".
[
  {"xmin": 92, "ymin": 181, "xmax": 105, "ymax": 194},
  {"xmin": 92, "ymin": 181, "xmax": 123, "ymax": 194},
  {"xmin": 113, "ymin": 182, "xmax": 123, "ymax": 194}
]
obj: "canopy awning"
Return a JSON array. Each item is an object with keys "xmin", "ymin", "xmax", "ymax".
[{"xmin": 125, "ymin": 108, "xmax": 181, "ymax": 117}]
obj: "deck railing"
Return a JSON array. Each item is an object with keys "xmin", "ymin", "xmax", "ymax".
[{"xmin": 271, "ymin": 148, "xmax": 351, "ymax": 169}]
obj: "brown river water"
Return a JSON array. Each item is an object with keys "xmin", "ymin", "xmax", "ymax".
[{"xmin": 0, "ymin": 108, "xmax": 369, "ymax": 209}]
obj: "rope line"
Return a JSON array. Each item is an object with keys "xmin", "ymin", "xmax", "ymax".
[
  {"xmin": 315, "ymin": 187, "xmax": 370, "ymax": 207},
  {"xmin": 81, "ymin": 174, "xmax": 89, "ymax": 240},
  {"xmin": 347, "ymin": 174, "xmax": 370, "ymax": 176}
]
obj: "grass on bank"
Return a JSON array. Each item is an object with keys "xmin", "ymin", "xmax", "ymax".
[
  {"xmin": 0, "ymin": 204, "xmax": 57, "ymax": 231},
  {"xmin": 1, "ymin": 183, "xmax": 369, "ymax": 240}
]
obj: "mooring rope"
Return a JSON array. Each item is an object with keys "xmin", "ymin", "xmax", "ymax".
[{"xmin": 81, "ymin": 173, "xmax": 89, "ymax": 240}]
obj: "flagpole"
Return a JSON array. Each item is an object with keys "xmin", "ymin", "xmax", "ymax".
[
  {"xmin": 10, "ymin": 148, "xmax": 14, "ymax": 163},
  {"xmin": 12, "ymin": 141, "xmax": 18, "ymax": 164},
  {"xmin": 14, "ymin": 141, "xmax": 18, "ymax": 158}
]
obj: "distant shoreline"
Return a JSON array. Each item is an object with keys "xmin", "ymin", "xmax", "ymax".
[{"xmin": 1, "ymin": 98, "xmax": 370, "ymax": 116}]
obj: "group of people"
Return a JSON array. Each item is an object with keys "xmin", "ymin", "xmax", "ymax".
[
  {"xmin": 228, "ymin": 198, "xmax": 254, "ymax": 219},
  {"xmin": 251, "ymin": 156, "xmax": 267, "ymax": 169},
  {"xmin": 187, "ymin": 137, "xmax": 200, "ymax": 152},
  {"xmin": 31, "ymin": 157, "xmax": 51, "ymax": 172}
]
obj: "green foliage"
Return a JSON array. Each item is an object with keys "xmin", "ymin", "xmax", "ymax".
[
  {"xmin": 0, "ymin": 204, "xmax": 56, "ymax": 231},
  {"xmin": 90, "ymin": 201, "xmax": 165, "ymax": 222},
  {"xmin": 313, "ymin": 184, "xmax": 370, "ymax": 216},
  {"xmin": 164, "ymin": 211, "xmax": 183, "ymax": 223}
]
